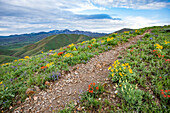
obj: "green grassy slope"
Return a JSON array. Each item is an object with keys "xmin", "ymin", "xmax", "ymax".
[
  {"xmin": 0, "ymin": 55, "xmax": 18, "ymax": 64},
  {"xmin": 0, "ymin": 47, "xmax": 16, "ymax": 56},
  {"xmin": 12, "ymin": 34, "xmax": 92, "ymax": 57}
]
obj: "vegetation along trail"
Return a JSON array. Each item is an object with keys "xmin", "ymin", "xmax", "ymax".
[{"xmin": 13, "ymin": 29, "xmax": 152, "ymax": 113}]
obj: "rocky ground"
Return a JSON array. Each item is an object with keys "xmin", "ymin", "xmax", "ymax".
[{"xmin": 13, "ymin": 29, "xmax": 152, "ymax": 113}]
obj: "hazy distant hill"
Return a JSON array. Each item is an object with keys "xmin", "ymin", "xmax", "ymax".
[
  {"xmin": 12, "ymin": 34, "xmax": 93, "ymax": 57},
  {"xmin": 0, "ymin": 29, "xmax": 107, "ymax": 49},
  {"xmin": 114, "ymin": 28, "xmax": 133, "ymax": 33}
]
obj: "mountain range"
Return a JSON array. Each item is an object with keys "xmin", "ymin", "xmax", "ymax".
[{"xmin": 0, "ymin": 29, "xmax": 107, "ymax": 49}]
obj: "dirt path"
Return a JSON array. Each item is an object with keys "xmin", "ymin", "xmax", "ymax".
[{"xmin": 13, "ymin": 29, "xmax": 152, "ymax": 113}]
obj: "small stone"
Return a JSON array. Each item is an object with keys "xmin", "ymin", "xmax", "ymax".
[
  {"xmin": 33, "ymin": 96, "xmax": 38, "ymax": 101},
  {"xmin": 98, "ymin": 98, "xmax": 101, "ymax": 100},
  {"xmin": 100, "ymin": 69, "xmax": 102, "ymax": 71},
  {"xmin": 57, "ymin": 101, "xmax": 60, "ymax": 103},
  {"xmin": 112, "ymin": 95, "xmax": 115, "ymax": 98},
  {"xmin": 17, "ymin": 100, "xmax": 21, "ymax": 104},
  {"xmin": 114, "ymin": 90, "xmax": 118, "ymax": 94},
  {"xmin": 75, "ymin": 71, "xmax": 78, "ymax": 75},
  {"xmin": 25, "ymin": 97, "xmax": 29, "ymax": 101},
  {"xmin": 74, "ymin": 102, "xmax": 77, "ymax": 106},
  {"xmin": 59, "ymin": 88, "xmax": 62, "ymax": 91},
  {"xmin": 26, "ymin": 88, "xmax": 35, "ymax": 95},
  {"xmin": 34, "ymin": 86, "xmax": 41, "ymax": 92},
  {"xmin": 96, "ymin": 64, "xmax": 101, "ymax": 68},
  {"xmin": 77, "ymin": 107, "xmax": 82, "ymax": 111},
  {"xmin": 106, "ymin": 78, "xmax": 109, "ymax": 81},
  {"xmin": 45, "ymin": 81, "xmax": 50, "ymax": 86}
]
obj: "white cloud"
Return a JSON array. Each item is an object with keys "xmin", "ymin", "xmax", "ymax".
[
  {"xmin": 124, "ymin": 16, "xmax": 159, "ymax": 28},
  {"xmin": 2, "ymin": 0, "xmax": 105, "ymax": 13},
  {"xmin": 0, "ymin": 0, "xmax": 169, "ymax": 36},
  {"xmin": 91, "ymin": 0, "xmax": 170, "ymax": 9}
]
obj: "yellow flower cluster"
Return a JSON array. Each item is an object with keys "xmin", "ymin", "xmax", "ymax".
[
  {"xmin": 154, "ymin": 43, "xmax": 163, "ymax": 49},
  {"xmin": 46, "ymin": 62, "xmax": 54, "ymax": 67},
  {"xmin": 49, "ymin": 50, "xmax": 52, "ymax": 52},
  {"xmin": 124, "ymin": 31, "xmax": 129, "ymax": 34},
  {"xmin": 73, "ymin": 47, "xmax": 77, "ymax": 51},
  {"xmin": 41, "ymin": 51, "xmax": 43, "ymax": 53},
  {"xmin": 24, "ymin": 56, "xmax": 29, "ymax": 59},
  {"xmin": 82, "ymin": 41, "xmax": 86, "ymax": 44},
  {"xmin": 165, "ymin": 40, "xmax": 170, "ymax": 44},
  {"xmin": 53, "ymin": 53, "xmax": 57, "ymax": 56},
  {"xmin": 63, "ymin": 53, "xmax": 73, "ymax": 58},
  {"xmin": 14, "ymin": 60, "xmax": 17, "ymax": 62},
  {"xmin": 1, "ymin": 62, "xmax": 11, "ymax": 66},
  {"xmin": 69, "ymin": 43, "xmax": 75, "ymax": 47},
  {"xmin": 107, "ymin": 37, "xmax": 114, "ymax": 42},
  {"xmin": 101, "ymin": 40, "xmax": 105, "ymax": 43},
  {"xmin": 108, "ymin": 60, "xmax": 133, "ymax": 78}
]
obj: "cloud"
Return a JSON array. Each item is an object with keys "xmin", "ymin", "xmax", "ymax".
[
  {"xmin": 76, "ymin": 14, "xmax": 121, "ymax": 20},
  {"xmin": 0, "ymin": 0, "xmax": 169, "ymax": 36},
  {"xmin": 90, "ymin": 0, "xmax": 170, "ymax": 9}
]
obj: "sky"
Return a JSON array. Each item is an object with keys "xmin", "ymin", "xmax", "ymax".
[{"xmin": 0, "ymin": 0, "xmax": 170, "ymax": 36}]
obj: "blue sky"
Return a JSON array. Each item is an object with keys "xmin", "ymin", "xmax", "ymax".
[{"xmin": 0, "ymin": 0, "xmax": 170, "ymax": 36}]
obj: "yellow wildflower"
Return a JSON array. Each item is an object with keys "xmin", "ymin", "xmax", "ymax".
[
  {"xmin": 73, "ymin": 47, "xmax": 77, "ymax": 51},
  {"xmin": 14, "ymin": 60, "xmax": 17, "ymax": 62},
  {"xmin": 165, "ymin": 40, "xmax": 170, "ymax": 44},
  {"xmin": 124, "ymin": 67, "xmax": 126, "ymax": 69},
  {"xmin": 82, "ymin": 41, "xmax": 86, "ymax": 44},
  {"xmin": 154, "ymin": 43, "xmax": 163, "ymax": 49},
  {"xmin": 41, "ymin": 51, "xmax": 43, "ymax": 53},
  {"xmin": 119, "ymin": 72, "xmax": 123, "ymax": 76},
  {"xmin": 119, "ymin": 84, "xmax": 122, "ymax": 87},
  {"xmin": 101, "ymin": 40, "xmax": 105, "ymax": 43},
  {"xmin": 69, "ymin": 43, "xmax": 75, "ymax": 47},
  {"xmin": 116, "ymin": 69, "xmax": 118, "ymax": 72},
  {"xmin": 49, "ymin": 50, "xmax": 52, "ymax": 52},
  {"xmin": 64, "ymin": 53, "xmax": 73, "ymax": 58},
  {"xmin": 108, "ymin": 66, "xmax": 112, "ymax": 70},
  {"xmin": 128, "ymin": 66, "xmax": 131, "ymax": 69},
  {"xmin": 112, "ymin": 73, "xmax": 114, "ymax": 77},
  {"xmin": 119, "ymin": 67, "xmax": 121, "ymax": 71},
  {"xmin": 129, "ymin": 69, "xmax": 133, "ymax": 73},
  {"xmin": 107, "ymin": 37, "xmax": 114, "ymax": 42},
  {"xmin": 111, "ymin": 69, "xmax": 114, "ymax": 72},
  {"xmin": 0, "ymin": 81, "xmax": 3, "ymax": 85},
  {"xmin": 46, "ymin": 62, "xmax": 54, "ymax": 67},
  {"xmin": 114, "ymin": 65, "xmax": 117, "ymax": 69},
  {"xmin": 24, "ymin": 56, "xmax": 29, "ymax": 59}
]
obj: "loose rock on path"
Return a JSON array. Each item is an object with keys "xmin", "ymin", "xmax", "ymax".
[{"xmin": 13, "ymin": 29, "xmax": 152, "ymax": 113}]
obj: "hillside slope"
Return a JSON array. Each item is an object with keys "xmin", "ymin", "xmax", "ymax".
[
  {"xmin": 12, "ymin": 34, "xmax": 92, "ymax": 57},
  {"xmin": 0, "ymin": 55, "xmax": 18, "ymax": 64}
]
